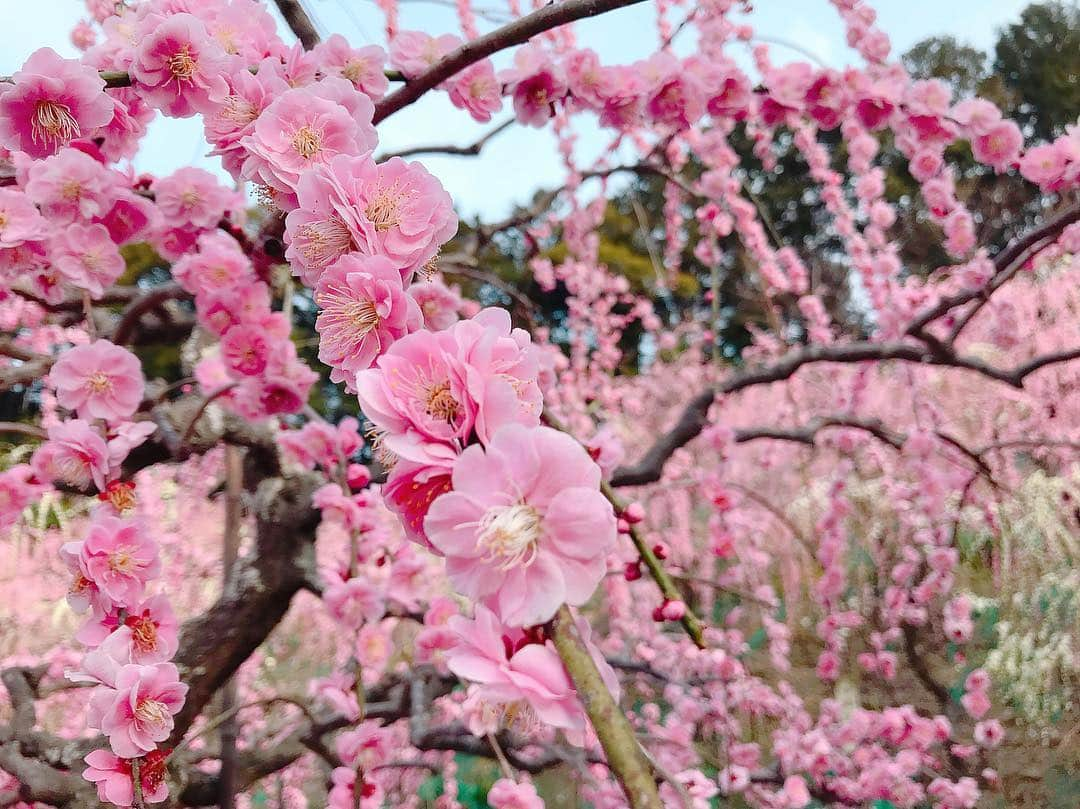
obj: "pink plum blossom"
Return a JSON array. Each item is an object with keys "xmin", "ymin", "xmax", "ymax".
[
  {"xmin": 447, "ymin": 60, "xmax": 503, "ymax": 123},
  {"xmin": 98, "ymin": 662, "xmax": 187, "ymax": 757},
  {"xmin": 131, "ymin": 13, "xmax": 231, "ymax": 117},
  {"xmin": 972, "ymin": 121, "xmax": 1022, "ymax": 172},
  {"xmin": 83, "ymin": 748, "xmax": 169, "ymax": 806},
  {"xmin": 0, "ymin": 188, "xmax": 48, "ymax": 248},
  {"xmin": 446, "ymin": 604, "xmax": 618, "ymax": 744},
  {"xmin": 51, "ymin": 340, "xmax": 144, "ymax": 421},
  {"xmin": 241, "ymin": 84, "xmax": 376, "ymax": 198},
  {"xmin": 152, "ymin": 167, "xmax": 240, "ymax": 230},
  {"xmin": 24, "ymin": 147, "xmax": 112, "ymax": 221},
  {"xmin": 425, "ymin": 424, "xmax": 616, "ymax": 627},
  {"xmin": 501, "ymin": 44, "xmax": 567, "ymax": 127},
  {"xmin": 973, "ymin": 719, "xmax": 1004, "ymax": 749},
  {"xmin": 315, "ymin": 253, "xmax": 423, "ymax": 385},
  {"xmin": 49, "ymin": 222, "xmax": 126, "ymax": 298},
  {"xmin": 487, "ymin": 779, "xmax": 545, "ymax": 809},
  {"xmin": 79, "ymin": 513, "xmax": 161, "ymax": 608},
  {"xmin": 0, "ymin": 47, "xmax": 113, "ymax": 158},
  {"xmin": 388, "ymin": 31, "xmax": 461, "ymax": 78},
  {"xmin": 408, "ymin": 277, "xmax": 461, "ymax": 330},
  {"xmin": 220, "ymin": 325, "xmax": 271, "ymax": 377},
  {"xmin": 83, "ymin": 596, "xmax": 179, "ymax": 665},
  {"xmin": 32, "ymin": 420, "xmax": 110, "ymax": 490},
  {"xmin": 314, "ymin": 34, "xmax": 389, "ymax": 99}
]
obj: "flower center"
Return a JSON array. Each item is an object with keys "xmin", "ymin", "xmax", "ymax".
[
  {"xmin": 345, "ymin": 299, "xmax": 380, "ymax": 334},
  {"xmin": 424, "ymin": 380, "xmax": 461, "ymax": 423},
  {"xmin": 109, "ymin": 548, "xmax": 137, "ymax": 574},
  {"xmin": 418, "ymin": 254, "xmax": 439, "ymax": 279},
  {"xmin": 86, "ymin": 371, "xmax": 112, "ymax": 393},
  {"xmin": 126, "ymin": 615, "xmax": 159, "ymax": 652},
  {"xmin": 297, "ymin": 216, "xmax": 354, "ymax": 267},
  {"xmin": 168, "ymin": 47, "xmax": 197, "ymax": 80},
  {"xmin": 54, "ymin": 451, "xmax": 92, "ymax": 486},
  {"xmin": 60, "ymin": 180, "xmax": 84, "ymax": 201},
  {"xmin": 222, "ymin": 94, "xmax": 258, "ymax": 125},
  {"xmin": 318, "ymin": 284, "xmax": 382, "ymax": 341},
  {"xmin": 102, "ymin": 481, "xmax": 137, "ymax": 513},
  {"xmin": 140, "ymin": 751, "xmax": 168, "ymax": 791},
  {"xmin": 291, "ymin": 125, "xmax": 323, "ymax": 160},
  {"xmin": 365, "ymin": 188, "xmax": 403, "ymax": 232},
  {"xmin": 342, "ymin": 60, "xmax": 367, "ymax": 84},
  {"xmin": 134, "ymin": 697, "xmax": 170, "ymax": 728},
  {"xmin": 476, "ymin": 504, "xmax": 542, "ymax": 570},
  {"xmin": 70, "ymin": 573, "xmax": 92, "ymax": 598},
  {"xmin": 78, "ymin": 247, "xmax": 105, "ymax": 274},
  {"xmin": 32, "ymin": 100, "xmax": 80, "ymax": 145},
  {"xmin": 255, "ymin": 184, "xmax": 281, "ymax": 212},
  {"xmin": 179, "ymin": 189, "xmax": 201, "ymax": 209}
]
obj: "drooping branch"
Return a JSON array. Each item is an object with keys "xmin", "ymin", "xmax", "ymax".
[
  {"xmin": 610, "ymin": 340, "xmax": 1080, "ymax": 487},
  {"xmin": 543, "ymin": 411, "xmax": 707, "ymax": 648},
  {"xmin": 373, "ymin": 0, "xmax": 649, "ymax": 123},
  {"xmin": 602, "ymin": 480, "xmax": 707, "ymax": 648},
  {"xmin": 905, "ymin": 202, "xmax": 1080, "ymax": 339}
]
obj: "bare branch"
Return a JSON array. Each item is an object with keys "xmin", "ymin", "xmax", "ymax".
[
  {"xmin": 272, "ymin": 0, "xmax": 320, "ymax": 49},
  {"xmin": 549, "ymin": 605, "xmax": 662, "ymax": 809},
  {"xmin": 377, "ymin": 118, "xmax": 515, "ymax": 160},
  {"xmin": 111, "ymin": 283, "xmax": 190, "ymax": 346}
]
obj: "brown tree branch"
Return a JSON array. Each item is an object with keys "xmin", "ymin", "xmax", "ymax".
[
  {"xmin": 110, "ymin": 283, "xmax": 190, "ymax": 346},
  {"xmin": 905, "ymin": 202, "xmax": 1080, "ymax": 339},
  {"xmin": 169, "ymin": 471, "xmax": 323, "ymax": 741},
  {"xmin": 377, "ymin": 118, "xmax": 515, "ymax": 160},
  {"xmin": 272, "ymin": 0, "xmax": 321, "ymax": 49},
  {"xmin": 373, "ymin": 0, "xmax": 649, "ymax": 123},
  {"xmin": 610, "ymin": 340, "xmax": 1080, "ymax": 487}
]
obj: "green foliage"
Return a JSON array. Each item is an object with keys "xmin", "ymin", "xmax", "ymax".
[
  {"xmin": 903, "ymin": 36, "xmax": 993, "ymax": 98},
  {"xmin": 994, "ymin": 1, "xmax": 1080, "ymax": 140}
]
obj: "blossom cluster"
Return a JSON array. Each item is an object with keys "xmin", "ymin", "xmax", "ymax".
[
  {"xmin": 35, "ymin": 339, "xmax": 184, "ymax": 807},
  {"xmin": 0, "ymin": 0, "xmax": 1076, "ymax": 806}
]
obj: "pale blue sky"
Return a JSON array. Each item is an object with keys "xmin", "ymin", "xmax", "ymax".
[{"xmin": 1, "ymin": 0, "xmax": 1033, "ymax": 221}]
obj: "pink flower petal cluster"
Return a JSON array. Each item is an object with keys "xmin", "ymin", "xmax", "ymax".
[
  {"xmin": 73, "ymin": 513, "xmax": 161, "ymax": 609},
  {"xmin": 314, "ymin": 34, "xmax": 390, "ymax": 99},
  {"xmin": 487, "ymin": 779, "xmax": 546, "ymax": 809},
  {"xmin": 240, "ymin": 80, "xmax": 377, "ymax": 200},
  {"xmin": 0, "ymin": 47, "xmax": 113, "ymax": 158},
  {"xmin": 425, "ymin": 424, "xmax": 615, "ymax": 627},
  {"xmin": 446, "ymin": 604, "xmax": 618, "ymax": 744},
  {"xmin": 131, "ymin": 13, "xmax": 232, "ymax": 118},
  {"xmin": 84, "ymin": 748, "xmax": 169, "ymax": 807},
  {"xmin": 314, "ymin": 253, "xmax": 423, "ymax": 387},
  {"xmin": 94, "ymin": 662, "xmax": 188, "ymax": 757},
  {"xmin": 51, "ymin": 340, "xmax": 145, "ymax": 421},
  {"xmin": 284, "ymin": 152, "xmax": 456, "ymax": 283},
  {"xmin": 152, "ymin": 166, "xmax": 241, "ymax": 231}
]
